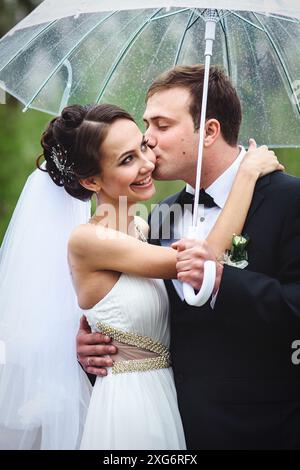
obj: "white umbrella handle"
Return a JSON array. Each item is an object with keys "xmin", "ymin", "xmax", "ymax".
[
  {"xmin": 182, "ymin": 226, "xmax": 216, "ymax": 307},
  {"xmin": 183, "ymin": 261, "xmax": 216, "ymax": 306}
]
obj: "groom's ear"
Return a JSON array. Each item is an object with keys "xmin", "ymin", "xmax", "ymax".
[
  {"xmin": 204, "ymin": 119, "xmax": 220, "ymax": 147},
  {"xmin": 79, "ymin": 176, "xmax": 101, "ymax": 193}
]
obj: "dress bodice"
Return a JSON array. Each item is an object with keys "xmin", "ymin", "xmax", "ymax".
[{"xmin": 84, "ymin": 273, "xmax": 170, "ymax": 348}]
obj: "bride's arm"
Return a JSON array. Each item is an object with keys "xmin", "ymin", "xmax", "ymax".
[
  {"xmin": 68, "ymin": 224, "xmax": 177, "ymax": 279},
  {"xmin": 206, "ymin": 143, "xmax": 284, "ymax": 257}
]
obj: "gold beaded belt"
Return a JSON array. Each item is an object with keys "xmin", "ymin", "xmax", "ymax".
[{"xmin": 95, "ymin": 321, "xmax": 171, "ymax": 375}]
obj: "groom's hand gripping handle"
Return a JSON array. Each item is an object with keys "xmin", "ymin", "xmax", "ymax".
[{"xmin": 76, "ymin": 315, "xmax": 117, "ymax": 376}]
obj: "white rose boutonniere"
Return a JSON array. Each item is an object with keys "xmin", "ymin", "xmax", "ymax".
[{"xmin": 219, "ymin": 234, "xmax": 250, "ymax": 269}]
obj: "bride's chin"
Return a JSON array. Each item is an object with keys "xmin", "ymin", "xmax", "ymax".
[
  {"xmin": 137, "ymin": 189, "xmax": 156, "ymax": 201},
  {"xmin": 129, "ymin": 194, "xmax": 154, "ymax": 203},
  {"xmin": 129, "ymin": 187, "xmax": 156, "ymax": 201}
]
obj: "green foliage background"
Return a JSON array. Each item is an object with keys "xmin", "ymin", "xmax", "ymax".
[{"xmin": 0, "ymin": 1, "xmax": 299, "ymax": 244}]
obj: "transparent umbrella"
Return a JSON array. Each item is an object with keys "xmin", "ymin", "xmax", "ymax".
[
  {"xmin": 0, "ymin": 0, "xmax": 299, "ymax": 305},
  {"xmin": 0, "ymin": 1, "xmax": 299, "ymax": 147}
]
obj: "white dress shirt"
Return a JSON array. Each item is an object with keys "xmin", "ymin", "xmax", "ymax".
[{"xmin": 171, "ymin": 146, "xmax": 246, "ymax": 301}]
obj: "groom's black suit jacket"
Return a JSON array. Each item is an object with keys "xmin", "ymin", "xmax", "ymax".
[{"xmin": 148, "ymin": 171, "xmax": 300, "ymax": 449}]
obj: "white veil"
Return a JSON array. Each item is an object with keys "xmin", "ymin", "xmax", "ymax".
[{"xmin": 0, "ymin": 164, "xmax": 92, "ymax": 449}]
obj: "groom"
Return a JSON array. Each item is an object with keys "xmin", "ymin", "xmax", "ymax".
[{"xmin": 77, "ymin": 65, "xmax": 300, "ymax": 449}]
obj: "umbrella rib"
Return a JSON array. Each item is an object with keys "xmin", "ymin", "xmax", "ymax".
[
  {"xmin": 0, "ymin": 19, "xmax": 58, "ymax": 73},
  {"xmin": 241, "ymin": 16, "xmax": 270, "ymax": 132},
  {"xmin": 173, "ymin": 10, "xmax": 196, "ymax": 65},
  {"xmin": 219, "ymin": 14, "xmax": 232, "ymax": 77},
  {"xmin": 95, "ymin": 8, "xmax": 163, "ymax": 104},
  {"xmin": 58, "ymin": 59, "xmax": 72, "ymax": 114},
  {"xmin": 23, "ymin": 11, "xmax": 117, "ymax": 112},
  {"xmin": 253, "ymin": 13, "xmax": 300, "ymax": 118},
  {"xmin": 149, "ymin": 8, "xmax": 190, "ymax": 22},
  {"xmin": 230, "ymin": 12, "xmax": 264, "ymax": 32},
  {"xmin": 260, "ymin": 13, "xmax": 298, "ymax": 23},
  {"xmin": 188, "ymin": 15, "xmax": 201, "ymax": 30}
]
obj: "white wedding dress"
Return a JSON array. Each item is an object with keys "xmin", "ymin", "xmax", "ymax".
[{"xmin": 80, "ymin": 273, "xmax": 186, "ymax": 450}]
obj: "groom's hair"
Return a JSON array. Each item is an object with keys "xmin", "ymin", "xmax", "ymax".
[{"xmin": 146, "ymin": 64, "xmax": 242, "ymax": 146}]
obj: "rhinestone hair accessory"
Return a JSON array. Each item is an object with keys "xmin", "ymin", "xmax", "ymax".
[{"xmin": 50, "ymin": 144, "xmax": 75, "ymax": 185}]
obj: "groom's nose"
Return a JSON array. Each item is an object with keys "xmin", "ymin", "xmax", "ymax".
[{"xmin": 145, "ymin": 132, "xmax": 157, "ymax": 149}]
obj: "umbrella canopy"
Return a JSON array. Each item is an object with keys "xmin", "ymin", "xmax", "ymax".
[
  {"xmin": 5, "ymin": 1, "xmax": 300, "ymax": 26},
  {"xmin": 0, "ymin": 1, "xmax": 299, "ymax": 146}
]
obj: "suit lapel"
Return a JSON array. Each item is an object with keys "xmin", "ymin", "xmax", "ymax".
[
  {"xmin": 159, "ymin": 189, "xmax": 185, "ymax": 246},
  {"xmin": 148, "ymin": 189, "xmax": 184, "ymax": 246},
  {"xmin": 244, "ymin": 174, "xmax": 271, "ymax": 228}
]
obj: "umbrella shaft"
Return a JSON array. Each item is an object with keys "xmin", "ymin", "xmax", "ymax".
[
  {"xmin": 204, "ymin": 20, "xmax": 217, "ymax": 56},
  {"xmin": 193, "ymin": 20, "xmax": 217, "ymax": 230}
]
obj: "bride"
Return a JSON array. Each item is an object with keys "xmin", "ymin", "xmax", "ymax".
[{"xmin": 0, "ymin": 103, "xmax": 282, "ymax": 450}]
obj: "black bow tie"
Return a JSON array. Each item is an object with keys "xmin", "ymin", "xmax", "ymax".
[{"xmin": 178, "ymin": 188, "xmax": 217, "ymax": 210}]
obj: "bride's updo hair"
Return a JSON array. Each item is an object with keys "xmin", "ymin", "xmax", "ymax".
[{"xmin": 38, "ymin": 104, "xmax": 135, "ymax": 201}]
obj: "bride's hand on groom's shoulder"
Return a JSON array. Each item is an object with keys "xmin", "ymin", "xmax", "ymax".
[
  {"xmin": 241, "ymin": 138, "xmax": 284, "ymax": 179},
  {"xmin": 76, "ymin": 316, "xmax": 117, "ymax": 376},
  {"xmin": 171, "ymin": 239, "xmax": 223, "ymax": 293}
]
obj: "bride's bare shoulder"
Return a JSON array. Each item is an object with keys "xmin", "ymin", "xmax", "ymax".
[{"xmin": 68, "ymin": 223, "xmax": 122, "ymax": 256}]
